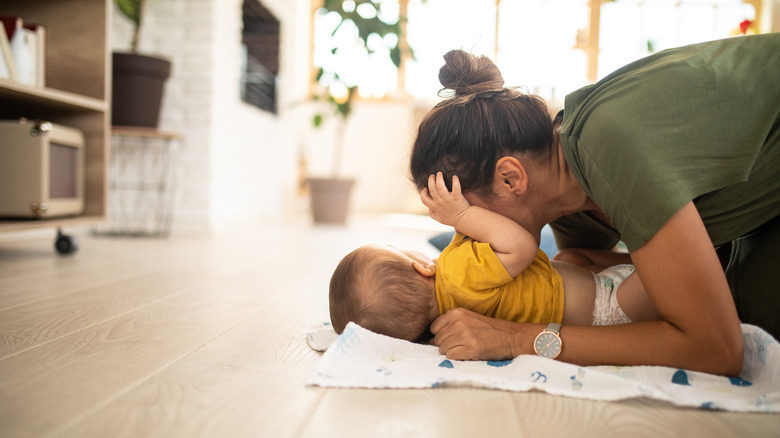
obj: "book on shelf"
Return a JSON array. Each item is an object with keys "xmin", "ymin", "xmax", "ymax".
[
  {"xmin": 0, "ymin": 20, "xmax": 17, "ymax": 80},
  {"xmin": 0, "ymin": 15, "xmax": 45, "ymax": 88}
]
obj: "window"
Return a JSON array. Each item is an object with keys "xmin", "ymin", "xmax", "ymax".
[
  {"xmin": 242, "ymin": 0, "xmax": 280, "ymax": 113},
  {"xmin": 311, "ymin": 0, "xmax": 758, "ymax": 103},
  {"xmin": 494, "ymin": 0, "xmax": 590, "ymax": 102},
  {"xmin": 599, "ymin": 0, "xmax": 756, "ymax": 79},
  {"xmin": 404, "ymin": 0, "xmax": 496, "ymax": 97},
  {"xmin": 312, "ymin": 0, "xmax": 403, "ymax": 100}
]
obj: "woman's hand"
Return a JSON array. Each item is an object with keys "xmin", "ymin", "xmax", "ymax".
[
  {"xmin": 430, "ymin": 308, "xmax": 539, "ymax": 360},
  {"xmin": 420, "ymin": 172, "xmax": 471, "ymax": 228}
]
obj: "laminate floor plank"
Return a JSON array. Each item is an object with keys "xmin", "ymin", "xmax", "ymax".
[
  {"xmin": 0, "ymin": 295, "xmax": 259, "ymax": 438},
  {"xmin": 506, "ymin": 392, "xmax": 754, "ymax": 437},
  {"xmin": 0, "ymin": 235, "xmax": 192, "ymax": 310},
  {"xmin": 301, "ymin": 388, "xmax": 527, "ymax": 437},
  {"xmin": 0, "ymin": 270, "xmax": 201, "ymax": 359},
  {"xmin": 0, "ymin": 234, "xmax": 140, "ymax": 281},
  {"xmin": 0, "ymin": 219, "xmax": 778, "ymax": 438},
  {"xmin": 54, "ymin": 312, "xmax": 325, "ymax": 438}
]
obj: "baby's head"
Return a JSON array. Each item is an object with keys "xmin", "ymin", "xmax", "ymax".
[{"xmin": 329, "ymin": 244, "xmax": 438, "ymax": 343}]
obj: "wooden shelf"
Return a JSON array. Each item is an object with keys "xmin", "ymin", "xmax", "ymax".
[
  {"xmin": 0, "ymin": 215, "xmax": 105, "ymax": 233},
  {"xmin": 0, "ymin": 0, "xmax": 109, "ymax": 236},
  {"xmin": 0, "ymin": 78, "xmax": 107, "ymax": 113},
  {"xmin": 112, "ymin": 126, "xmax": 182, "ymax": 140}
]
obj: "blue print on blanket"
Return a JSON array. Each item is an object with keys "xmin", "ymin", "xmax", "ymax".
[
  {"xmin": 332, "ymin": 324, "xmax": 360, "ymax": 355},
  {"xmin": 307, "ymin": 323, "xmax": 780, "ymax": 413},
  {"xmin": 570, "ymin": 375, "xmax": 583, "ymax": 390},
  {"xmin": 728, "ymin": 376, "xmax": 752, "ymax": 387},
  {"xmin": 745, "ymin": 328, "xmax": 775, "ymax": 366},
  {"xmin": 531, "ymin": 371, "xmax": 547, "ymax": 383},
  {"xmin": 672, "ymin": 369, "xmax": 691, "ymax": 386},
  {"xmin": 570, "ymin": 368, "xmax": 585, "ymax": 390}
]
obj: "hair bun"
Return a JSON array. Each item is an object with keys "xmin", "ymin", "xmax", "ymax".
[{"xmin": 438, "ymin": 50, "xmax": 505, "ymax": 96}]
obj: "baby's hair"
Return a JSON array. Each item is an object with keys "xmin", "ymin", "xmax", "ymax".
[
  {"xmin": 329, "ymin": 246, "xmax": 434, "ymax": 342},
  {"xmin": 410, "ymin": 49, "xmax": 559, "ymax": 195}
]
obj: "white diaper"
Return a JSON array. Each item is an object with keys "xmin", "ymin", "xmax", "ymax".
[{"xmin": 592, "ymin": 264, "xmax": 635, "ymax": 326}]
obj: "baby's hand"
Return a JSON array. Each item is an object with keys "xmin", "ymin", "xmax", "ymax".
[{"xmin": 420, "ymin": 172, "xmax": 471, "ymax": 227}]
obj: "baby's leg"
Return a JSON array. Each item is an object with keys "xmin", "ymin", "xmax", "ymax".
[
  {"xmin": 592, "ymin": 265, "xmax": 632, "ymax": 325},
  {"xmin": 592, "ymin": 265, "xmax": 659, "ymax": 325},
  {"xmin": 615, "ymin": 271, "xmax": 660, "ymax": 322}
]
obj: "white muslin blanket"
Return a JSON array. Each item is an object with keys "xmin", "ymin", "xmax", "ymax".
[{"xmin": 306, "ymin": 322, "xmax": 780, "ymax": 413}]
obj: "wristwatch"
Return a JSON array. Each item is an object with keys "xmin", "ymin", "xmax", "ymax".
[{"xmin": 533, "ymin": 322, "xmax": 562, "ymax": 359}]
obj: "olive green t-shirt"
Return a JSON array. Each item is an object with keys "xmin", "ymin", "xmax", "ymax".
[{"xmin": 556, "ymin": 33, "xmax": 780, "ymax": 252}]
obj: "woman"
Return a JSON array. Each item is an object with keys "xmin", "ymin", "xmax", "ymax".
[{"xmin": 409, "ymin": 33, "xmax": 779, "ymax": 376}]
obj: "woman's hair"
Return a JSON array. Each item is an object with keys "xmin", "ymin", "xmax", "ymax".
[
  {"xmin": 329, "ymin": 246, "xmax": 434, "ymax": 342},
  {"xmin": 410, "ymin": 50, "xmax": 562, "ymax": 196}
]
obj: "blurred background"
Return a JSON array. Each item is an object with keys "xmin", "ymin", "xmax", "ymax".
[{"xmin": 109, "ymin": 0, "xmax": 776, "ymax": 234}]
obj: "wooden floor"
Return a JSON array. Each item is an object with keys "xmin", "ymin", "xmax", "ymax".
[{"xmin": 1, "ymin": 216, "xmax": 778, "ymax": 438}]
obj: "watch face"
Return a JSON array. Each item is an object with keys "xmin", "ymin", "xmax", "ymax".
[{"xmin": 534, "ymin": 332, "xmax": 561, "ymax": 358}]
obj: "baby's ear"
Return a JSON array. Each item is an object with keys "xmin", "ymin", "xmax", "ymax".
[{"xmin": 412, "ymin": 260, "xmax": 436, "ymax": 277}]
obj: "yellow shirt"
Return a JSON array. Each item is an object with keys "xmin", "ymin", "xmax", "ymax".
[{"xmin": 435, "ymin": 233, "xmax": 564, "ymax": 325}]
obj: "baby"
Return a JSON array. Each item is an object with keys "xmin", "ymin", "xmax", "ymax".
[{"xmin": 329, "ymin": 172, "xmax": 659, "ymax": 342}]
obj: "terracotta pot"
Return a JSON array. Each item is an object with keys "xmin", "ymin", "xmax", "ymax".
[
  {"xmin": 306, "ymin": 177, "xmax": 355, "ymax": 224},
  {"xmin": 111, "ymin": 52, "xmax": 171, "ymax": 128}
]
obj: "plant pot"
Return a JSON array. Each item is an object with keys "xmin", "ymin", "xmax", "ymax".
[
  {"xmin": 306, "ymin": 177, "xmax": 355, "ymax": 224},
  {"xmin": 111, "ymin": 52, "xmax": 172, "ymax": 128}
]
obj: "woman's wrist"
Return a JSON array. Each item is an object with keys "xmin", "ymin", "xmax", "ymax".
[{"xmin": 511, "ymin": 322, "xmax": 544, "ymax": 358}]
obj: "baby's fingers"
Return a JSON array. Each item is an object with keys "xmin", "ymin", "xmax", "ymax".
[
  {"xmin": 427, "ymin": 174, "xmax": 439, "ymax": 200},
  {"xmin": 435, "ymin": 172, "xmax": 449, "ymax": 195},
  {"xmin": 451, "ymin": 175, "xmax": 462, "ymax": 196},
  {"xmin": 419, "ymin": 187, "xmax": 433, "ymax": 207}
]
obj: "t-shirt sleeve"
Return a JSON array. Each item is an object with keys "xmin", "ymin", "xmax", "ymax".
[{"xmin": 438, "ymin": 234, "xmax": 514, "ymax": 292}]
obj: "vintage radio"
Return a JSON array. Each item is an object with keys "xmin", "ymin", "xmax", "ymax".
[{"xmin": 0, "ymin": 119, "xmax": 85, "ymax": 218}]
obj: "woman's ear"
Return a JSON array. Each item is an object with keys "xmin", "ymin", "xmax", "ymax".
[
  {"xmin": 495, "ymin": 156, "xmax": 528, "ymax": 195},
  {"xmin": 412, "ymin": 261, "xmax": 436, "ymax": 277}
]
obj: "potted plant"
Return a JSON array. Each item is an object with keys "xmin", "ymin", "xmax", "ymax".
[
  {"xmin": 112, "ymin": 0, "xmax": 172, "ymax": 128},
  {"xmin": 305, "ymin": 0, "xmax": 407, "ymax": 224}
]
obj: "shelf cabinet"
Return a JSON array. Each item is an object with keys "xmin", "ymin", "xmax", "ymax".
[{"xmin": 0, "ymin": 0, "xmax": 109, "ymax": 233}]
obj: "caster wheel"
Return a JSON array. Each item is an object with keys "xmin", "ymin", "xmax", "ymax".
[{"xmin": 55, "ymin": 230, "xmax": 78, "ymax": 255}]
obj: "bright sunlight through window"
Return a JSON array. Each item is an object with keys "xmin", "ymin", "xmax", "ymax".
[{"xmin": 313, "ymin": 0, "xmax": 757, "ymax": 103}]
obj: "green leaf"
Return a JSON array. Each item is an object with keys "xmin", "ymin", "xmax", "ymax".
[
  {"xmin": 389, "ymin": 46, "xmax": 401, "ymax": 68},
  {"xmin": 323, "ymin": 0, "xmax": 343, "ymax": 11},
  {"xmin": 313, "ymin": 114, "xmax": 324, "ymax": 128},
  {"xmin": 116, "ymin": 0, "xmax": 142, "ymax": 26}
]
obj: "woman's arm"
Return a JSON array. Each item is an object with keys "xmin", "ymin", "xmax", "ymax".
[
  {"xmin": 421, "ymin": 172, "xmax": 538, "ymax": 277},
  {"xmin": 431, "ymin": 202, "xmax": 744, "ymax": 376}
]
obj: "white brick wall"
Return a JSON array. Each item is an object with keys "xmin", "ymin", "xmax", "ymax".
[
  {"xmin": 111, "ymin": 0, "xmax": 297, "ymax": 233},
  {"xmin": 111, "ymin": 0, "xmax": 427, "ymax": 231}
]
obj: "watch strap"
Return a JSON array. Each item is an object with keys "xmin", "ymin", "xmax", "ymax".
[{"xmin": 545, "ymin": 322, "xmax": 561, "ymax": 334}]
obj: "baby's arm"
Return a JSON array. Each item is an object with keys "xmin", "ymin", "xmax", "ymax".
[{"xmin": 420, "ymin": 172, "xmax": 538, "ymax": 278}]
